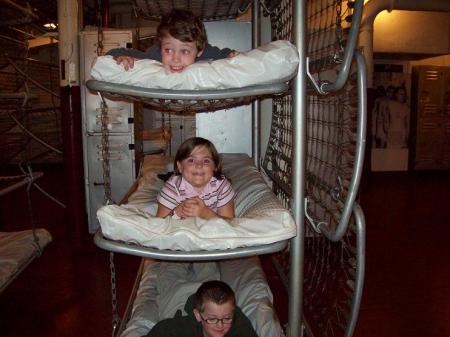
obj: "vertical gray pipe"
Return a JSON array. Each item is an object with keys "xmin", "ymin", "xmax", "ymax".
[
  {"xmin": 252, "ymin": 0, "xmax": 261, "ymax": 168},
  {"xmin": 289, "ymin": 0, "xmax": 306, "ymax": 335},
  {"xmin": 360, "ymin": 0, "xmax": 450, "ymax": 88},
  {"xmin": 58, "ymin": 0, "xmax": 87, "ymax": 244}
]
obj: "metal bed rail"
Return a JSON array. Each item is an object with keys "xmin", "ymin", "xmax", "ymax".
[
  {"xmin": 308, "ymin": 49, "xmax": 367, "ymax": 242},
  {"xmin": 94, "ymin": 229, "xmax": 288, "ymax": 261}
]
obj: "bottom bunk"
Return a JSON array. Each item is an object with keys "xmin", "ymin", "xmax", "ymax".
[
  {"xmin": 119, "ymin": 256, "xmax": 285, "ymax": 337},
  {"xmin": 0, "ymin": 171, "xmax": 52, "ymax": 294},
  {"xmin": 0, "ymin": 229, "xmax": 52, "ymax": 293}
]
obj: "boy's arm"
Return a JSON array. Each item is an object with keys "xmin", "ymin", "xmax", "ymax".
[
  {"xmin": 197, "ymin": 43, "xmax": 235, "ymax": 61},
  {"xmin": 229, "ymin": 307, "xmax": 260, "ymax": 337},
  {"xmin": 106, "ymin": 44, "xmax": 162, "ymax": 61}
]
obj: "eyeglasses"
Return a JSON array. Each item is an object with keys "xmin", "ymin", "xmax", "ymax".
[{"xmin": 200, "ymin": 314, "xmax": 233, "ymax": 325}]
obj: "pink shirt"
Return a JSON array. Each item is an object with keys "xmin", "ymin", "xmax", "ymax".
[{"xmin": 157, "ymin": 175, "xmax": 235, "ymax": 212}]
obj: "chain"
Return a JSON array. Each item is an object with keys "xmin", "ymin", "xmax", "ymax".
[
  {"xmin": 97, "ymin": 0, "xmax": 105, "ymax": 56},
  {"xmin": 334, "ymin": 0, "xmax": 344, "ymax": 63},
  {"xmin": 96, "ymin": 1, "xmax": 118, "ymax": 333},
  {"xmin": 99, "ymin": 93, "xmax": 113, "ymax": 205},
  {"xmin": 109, "ymin": 252, "xmax": 120, "ymax": 337},
  {"xmin": 24, "ymin": 165, "xmax": 42, "ymax": 254}
]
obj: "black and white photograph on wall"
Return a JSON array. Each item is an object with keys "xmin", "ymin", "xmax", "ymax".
[
  {"xmin": 372, "ymin": 64, "xmax": 410, "ymax": 149},
  {"xmin": 371, "ymin": 63, "xmax": 411, "ymax": 171}
]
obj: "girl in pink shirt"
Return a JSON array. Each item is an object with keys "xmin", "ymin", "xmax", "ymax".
[{"xmin": 156, "ymin": 137, "xmax": 235, "ymax": 220}]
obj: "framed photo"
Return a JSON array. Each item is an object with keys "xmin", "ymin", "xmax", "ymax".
[{"xmin": 371, "ymin": 63, "xmax": 411, "ymax": 171}]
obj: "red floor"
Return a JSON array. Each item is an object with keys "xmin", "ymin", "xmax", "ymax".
[{"xmin": 0, "ymin": 164, "xmax": 449, "ymax": 337}]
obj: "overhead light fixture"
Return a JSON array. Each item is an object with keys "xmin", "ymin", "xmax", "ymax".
[{"xmin": 43, "ymin": 23, "xmax": 57, "ymax": 30}]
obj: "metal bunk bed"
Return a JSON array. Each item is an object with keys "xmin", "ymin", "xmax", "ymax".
[
  {"xmin": 0, "ymin": 166, "xmax": 52, "ymax": 294},
  {"xmin": 0, "ymin": 57, "xmax": 63, "ymax": 294},
  {"xmin": 87, "ymin": 0, "xmax": 367, "ymax": 336}
]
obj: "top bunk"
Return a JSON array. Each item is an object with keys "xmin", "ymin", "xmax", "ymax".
[{"xmin": 86, "ymin": 39, "xmax": 298, "ymax": 112}]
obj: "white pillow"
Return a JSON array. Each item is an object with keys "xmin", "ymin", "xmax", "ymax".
[{"xmin": 90, "ymin": 40, "xmax": 299, "ymax": 90}]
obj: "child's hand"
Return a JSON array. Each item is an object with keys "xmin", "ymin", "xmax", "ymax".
[
  {"xmin": 173, "ymin": 203, "xmax": 186, "ymax": 219},
  {"xmin": 227, "ymin": 51, "xmax": 240, "ymax": 58},
  {"xmin": 114, "ymin": 56, "xmax": 136, "ymax": 71},
  {"xmin": 181, "ymin": 197, "xmax": 215, "ymax": 219}
]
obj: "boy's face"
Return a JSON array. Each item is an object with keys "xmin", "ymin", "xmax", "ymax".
[
  {"xmin": 160, "ymin": 34, "xmax": 203, "ymax": 73},
  {"xmin": 194, "ymin": 300, "xmax": 235, "ymax": 337}
]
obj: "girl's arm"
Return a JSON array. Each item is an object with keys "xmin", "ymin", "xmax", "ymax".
[
  {"xmin": 216, "ymin": 200, "xmax": 235, "ymax": 220},
  {"xmin": 156, "ymin": 202, "xmax": 187, "ymax": 219},
  {"xmin": 155, "ymin": 203, "xmax": 172, "ymax": 218},
  {"xmin": 181, "ymin": 198, "xmax": 235, "ymax": 220}
]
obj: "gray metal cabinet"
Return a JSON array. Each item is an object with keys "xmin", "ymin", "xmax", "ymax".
[
  {"xmin": 410, "ymin": 66, "xmax": 450, "ymax": 170},
  {"xmin": 80, "ymin": 30, "xmax": 140, "ymax": 232}
]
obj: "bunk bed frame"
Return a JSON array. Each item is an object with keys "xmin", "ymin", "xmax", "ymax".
[
  {"xmin": 87, "ymin": 1, "xmax": 367, "ymax": 336},
  {"xmin": 0, "ymin": 170, "xmax": 52, "ymax": 294}
]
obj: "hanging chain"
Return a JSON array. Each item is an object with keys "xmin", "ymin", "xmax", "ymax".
[
  {"xmin": 109, "ymin": 252, "xmax": 120, "ymax": 336},
  {"xmin": 334, "ymin": 0, "xmax": 344, "ymax": 63},
  {"xmin": 97, "ymin": 0, "xmax": 105, "ymax": 56},
  {"xmin": 96, "ymin": 1, "xmax": 119, "ymax": 333},
  {"xmin": 99, "ymin": 93, "xmax": 113, "ymax": 204},
  {"xmin": 24, "ymin": 165, "xmax": 42, "ymax": 255}
]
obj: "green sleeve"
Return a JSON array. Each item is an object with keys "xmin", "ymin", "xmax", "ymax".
[
  {"xmin": 143, "ymin": 316, "xmax": 202, "ymax": 337},
  {"xmin": 227, "ymin": 307, "xmax": 259, "ymax": 337}
]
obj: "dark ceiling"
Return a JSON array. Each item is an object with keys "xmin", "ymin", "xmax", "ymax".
[
  {"xmin": 0, "ymin": 0, "xmax": 59, "ymax": 45},
  {"xmin": 0, "ymin": 0, "xmax": 277, "ymax": 48}
]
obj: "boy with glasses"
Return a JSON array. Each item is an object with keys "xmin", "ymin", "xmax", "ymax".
[{"xmin": 145, "ymin": 280, "xmax": 258, "ymax": 337}]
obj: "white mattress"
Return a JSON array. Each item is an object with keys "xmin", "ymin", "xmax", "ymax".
[
  {"xmin": 97, "ymin": 154, "xmax": 296, "ymax": 251},
  {"xmin": 90, "ymin": 40, "xmax": 299, "ymax": 90},
  {"xmin": 0, "ymin": 229, "xmax": 52, "ymax": 292}
]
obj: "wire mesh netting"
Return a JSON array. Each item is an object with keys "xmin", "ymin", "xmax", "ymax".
[
  {"xmin": 131, "ymin": 0, "xmax": 252, "ymax": 21},
  {"xmin": 263, "ymin": 1, "xmax": 364, "ymax": 336},
  {"xmin": 0, "ymin": 50, "xmax": 62, "ymax": 165}
]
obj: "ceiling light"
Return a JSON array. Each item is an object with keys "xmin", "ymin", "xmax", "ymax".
[{"xmin": 43, "ymin": 23, "xmax": 57, "ymax": 30}]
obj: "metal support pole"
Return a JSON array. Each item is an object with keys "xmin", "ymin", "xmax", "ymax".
[
  {"xmin": 252, "ymin": 0, "xmax": 261, "ymax": 168},
  {"xmin": 58, "ymin": 0, "xmax": 87, "ymax": 243},
  {"xmin": 289, "ymin": 0, "xmax": 306, "ymax": 336}
]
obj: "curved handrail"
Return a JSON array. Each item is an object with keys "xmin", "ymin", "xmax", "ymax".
[
  {"xmin": 313, "ymin": 49, "xmax": 367, "ymax": 242},
  {"xmin": 94, "ymin": 229, "xmax": 288, "ymax": 261},
  {"xmin": 308, "ymin": 0, "xmax": 364, "ymax": 94},
  {"xmin": 86, "ymin": 80, "xmax": 289, "ymax": 100},
  {"xmin": 343, "ymin": 202, "xmax": 366, "ymax": 337},
  {"xmin": 86, "ymin": 80, "xmax": 290, "ymax": 113}
]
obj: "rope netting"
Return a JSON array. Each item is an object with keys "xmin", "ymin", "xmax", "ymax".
[
  {"xmin": 0, "ymin": 52, "xmax": 62, "ymax": 165},
  {"xmin": 131, "ymin": 0, "xmax": 252, "ymax": 21},
  {"xmin": 263, "ymin": 1, "xmax": 364, "ymax": 336}
]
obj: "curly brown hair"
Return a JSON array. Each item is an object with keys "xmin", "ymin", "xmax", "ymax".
[{"xmin": 157, "ymin": 9, "xmax": 207, "ymax": 52}]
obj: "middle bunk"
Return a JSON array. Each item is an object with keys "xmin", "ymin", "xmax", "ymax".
[{"xmin": 95, "ymin": 153, "xmax": 296, "ymax": 259}]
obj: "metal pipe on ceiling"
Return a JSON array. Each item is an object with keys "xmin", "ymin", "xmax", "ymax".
[
  {"xmin": 0, "ymin": 0, "xmax": 39, "ymax": 19},
  {"xmin": 360, "ymin": 0, "xmax": 450, "ymax": 88}
]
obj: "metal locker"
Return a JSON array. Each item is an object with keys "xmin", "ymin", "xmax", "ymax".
[
  {"xmin": 80, "ymin": 30, "xmax": 140, "ymax": 232},
  {"xmin": 410, "ymin": 66, "xmax": 450, "ymax": 170}
]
